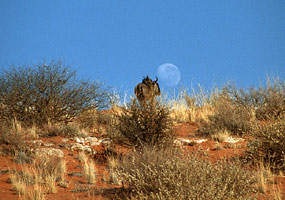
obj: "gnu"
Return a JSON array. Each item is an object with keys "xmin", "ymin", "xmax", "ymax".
[{"xmin": 134, "ymin": 76, "xmax": 161, "ymax": 107}]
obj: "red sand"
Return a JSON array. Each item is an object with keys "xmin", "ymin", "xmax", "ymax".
[{"xmin": 0, "ymin": 122, "xmax": 284, "ymax": 200}]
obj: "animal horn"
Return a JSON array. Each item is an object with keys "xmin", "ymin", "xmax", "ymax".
[{"xmin": 155, "ymin": 76, "xmax": 158, "ymax": 82}]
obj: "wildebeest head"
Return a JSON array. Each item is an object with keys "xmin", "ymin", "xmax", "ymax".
[{"xmin": 134, "ymin": 76, "xmax": 161, "ymax": 107}]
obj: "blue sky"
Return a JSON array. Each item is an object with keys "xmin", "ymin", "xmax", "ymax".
[{"xmin": 0, "ymin": 0, "xmax": 284, "ymax": 98}]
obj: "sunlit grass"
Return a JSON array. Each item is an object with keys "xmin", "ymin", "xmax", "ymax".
[
  {"xmin": 78, "ymin": 152, "xmax": 97, "ymax": 184},
  {"xmin": 9, "ymin": 155, "xmax": 66, "ymax": 199}
]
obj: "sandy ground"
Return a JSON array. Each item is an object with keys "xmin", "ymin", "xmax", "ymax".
[{"xmin": 0, "ymin": 122, "xmax": 284, "ymax": 200}]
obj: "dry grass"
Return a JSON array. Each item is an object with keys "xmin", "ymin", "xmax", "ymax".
[
  {"xmin": 10, "ymin": 155, "xmax": 66, "ymax": 199},
  {"xmin": 105, "ymin": 155, "xmax": 122, "ymax": 185},
  {"xmin": 169, "ymin": 100, "xmax": 190, "ymax": 123},
  {"xmin": 10, "ymin": 173, "xmax": 26, "ymax": 195},
  {"xmin": 77, "ymin": 151, "xmax": 89, "ymax": 163},
  {"xmin": 10, "ymin": 172, "xmax": 46, "ymax": 199},
  {"xmin": 77, "ymin": 109, "xmax": 112, "ymax": 133},
  {"xmin": 209, "ymin": 129, "xmax": 230, "ymax": 142},
  {"xmin": 257, "ymin": 161, "xmax": 274, "ymax": 194},
  {"xmin": 256, "ymin": 160, "xmax": 284, "ymax": 200},
  {"xmin": 11, "ymin": 119, "xmax": 23, "ymax": 133},
  {"xmin": 78, "ymin": 152, "xmax": 97, "ymax": 184},
  {"xmin": 15, "ymin": 184, "xmax": 46, "ymax": 200},
  {"xmin": 26, "ymin": 125, "xmax": 38, "ymax": 139},
  {"xmin": 167, "ymin": 88, "xmax": 215, "ymax": 123},
  {"xmin": 184, "ymin": 95, "xmax": 213, "ymax": 123},
  {"xmin": 24, "ymin": 184, "xmax": 46, "ymax": 200},
  {"xmin": 45, "ymin": 175, "xmax": 57, "ymax": 194},
  {"xmin": 106, "ymin": 155, "xmax": 119, "ymax": 171},
  {"xmin": 85, "ymin": 160, "xmax": 96, "ymax": 184}
]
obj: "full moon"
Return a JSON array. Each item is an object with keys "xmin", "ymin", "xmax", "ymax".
[{"xmin": 157, "ymin": 63, "xmax": 181, "ymax": 87}]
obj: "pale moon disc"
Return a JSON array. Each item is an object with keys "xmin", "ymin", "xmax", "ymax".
[{"xmin": 157, "ymin": 63, "xmax": 181, "ymax": 87}]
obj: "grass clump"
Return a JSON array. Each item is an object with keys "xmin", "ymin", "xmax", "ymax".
[
  {"xmin": 10, "ymin": 155, "xmax": 66, "ymax": 199},
  {"xmin": 116, "ymin": 146, "xmax": 259, "ymax": 200},
  {"xmin": 9, "ymin": 173, "xmax": 46, "ymax": 200},
  {"xmin": 110, "ymin": 100, "xmax": 174, "ymax": 150},
  {"xmin": 33, "ymin": 154, "xmax": 66, "ymax": 184},
  {"xmin": 246, "ymin": 120, "xmax": 285, "ymax": 172},
  {"xmin": 184, "ymin": 86, "xmax": 216, "ymax": 123},
  {"xmin": 77, "ymin": 152, "xmax": 97, "ymax": 184}
]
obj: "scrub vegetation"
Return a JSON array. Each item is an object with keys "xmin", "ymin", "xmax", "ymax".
[{"xmin": 0, "ymin": 60, "xmax": 284, "ymax": 200}]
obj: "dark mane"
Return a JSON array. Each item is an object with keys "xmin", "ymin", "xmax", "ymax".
[{"xmin": 142, "ymin": 75, "xmax": 152, "ymax": 85}]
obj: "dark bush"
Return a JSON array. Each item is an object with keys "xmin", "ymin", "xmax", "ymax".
[
  {"xmin": 0, "ymin": 60, "xmax": 111, "ymax": 126},
  {"xmin": 110, "ymin": 100, "xmax": 174, "ymax": 150}
]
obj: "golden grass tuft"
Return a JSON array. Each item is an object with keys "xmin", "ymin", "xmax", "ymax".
[
  {"xmin": 169, "ymin": 100, "xmax": 190, "ymax": 123},
  {"xmin": 78, "ymin": 152, "xmax": 97, "ymax": 184},
  {"xmin": 106, "ymin": 155, "xmax": 122, "ymax": 185},
  {"xmin": 210, "ymin": 129, "xmax": 230, "ymax": 142},
  {"xmin": 10, "ymin": 173, "xmax": 26, "ymax": 195},
  {"xmin": 10, "ymin": 155, "xmax": 66, "ymax": 199},
  {"xmin": 27, "ymin": 125, "xmax": 38, "ymax": 139},
  {"xmin": 107, "ymin": 156, "xmax": 119, "ymax": 171},
  {"xmin": 256, "ymin": 160, "xmax": 284, "ymax": 200},
  {"xmin": 166, "ymin": 87, "xmax": 216, "ymax": 123}
]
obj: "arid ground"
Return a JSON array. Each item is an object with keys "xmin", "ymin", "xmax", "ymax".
[{"xmin": 0, "ymin": 119, "xmax": 284, "ymax": 200}]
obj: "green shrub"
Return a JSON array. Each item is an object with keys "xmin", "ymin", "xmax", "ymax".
[
  {"xmin": 110, "ymin": 100, "xmax": 174, "ymax": 150},
  {"xmin": 246, "ymin": 120, "xmax": 285, "ymax": 172},
  {"xmin": 0, "ymin": 60, "xmax": 111, "ymax": 126},
  {"xmin": 116, "ymin": 146, "xmax": 259, "ymax": 200}
]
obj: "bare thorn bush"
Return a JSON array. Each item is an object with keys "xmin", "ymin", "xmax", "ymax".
[{"xmin": 0, "ymin": 60, "xmax": 111, "ymax": 126}]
